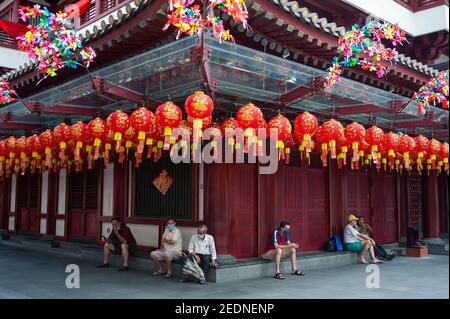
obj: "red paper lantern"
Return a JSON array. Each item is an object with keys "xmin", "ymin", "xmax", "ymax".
[
  {"xmin": 185, "ymin": 91, "xmax": 214, "ymax": 143},
  {"xmin": 107, "ymin": 110, "xmax": 130, "ymax": 152},
  {"xmin": 130, "ymin": 107, "xmax": 156, "ymax": 155},
  {"xmin": 155, "ymin": 101, "xmax": 183, "ymax": 150},
  {"xmin": 16, "ymin": 136, "xmax": 27, "ymax": 172},
  {"xmin": 87, "ymin": 118, "xmax": 108, "ymax": 160},
  {"xmin": 414, "ymin": 135, "xmax": 430, "ymax": 171},
  {"xmin": 185, "ymin": 91, "xmax": 214, "ymax": 119},
  {"xmin": 337, "ymin": 128, "xmax": 350, "ymax": 168},
  {"xmin": 294, "ymin": 111, "xmax": 318, "ymax": 156},
  {"xmin": 236, "ymin": 103, "xmax": 263, "ymax": 129},
  {"xmin": 365, "ymin": 126, "xmax": 384, "ymax": 166},
  {"xmin": 397, "ymin": 134, "xmax": 416, "ymax": 170},
  {"xmin": 344, "ymin": 122, "xmax": 366, "ymax": 161},
  {"xmin": 222, "ymin": 117, "xmax": 240, "ymax": 151},
  {"xmin": 26, "ymin": 134, "xmax": 42, "ymax": 171},
  {"xmin": 53, "ymin": 123, "xmax": 71, "ymax": 161},
  {"xmin": 383, "ymin": 132, "xmax": 399, "ymax": 169},
  {"xmin": 5, "ymin": 137, "xmax": 16, "ymax": 161},
  {"xmin": 71, "ymin": 121, "xmax": 87, "ymax": 162},
  {"xmin": 39, "ymin": 129, "xmax": 54, "ymax": 168},
  {"xmin": 428, "ymin": 138, "xmax": 441, "ymax": 163},
  {"xmin": 267, "ymin": 114, "xmax": 292, "ymax": 161},
  {"xmin": 321, "ymin": 119, "xmax": 343, "ymax": 160}
]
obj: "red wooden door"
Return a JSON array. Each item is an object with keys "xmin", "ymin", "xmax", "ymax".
[
  {"xmin": 17, "ymin": 174, "xmax": 40, "ymax": 234},
  {"xmin": 276, "ymin": 165, "xmax": 328, "ymax": 251},
  {"xmin": 228, "ymin": 164, "xmax": 257, "ymax": 259},
  {"xmin": 345, "ymin": 171, "xmax": 371, "ymax": 225},
  {"xmin": 68, "ymin": 168, "xmax": 99, "ymax": 241},
  {"xmin": 371, "ymin": 172, "xmax": 397, "ymax": 244}
]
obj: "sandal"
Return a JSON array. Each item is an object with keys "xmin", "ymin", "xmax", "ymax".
[
  {"xmin": 292, "ymin": 270, "xmax": 305, "ymax": 276},
  {"xmin": 274, "ymin": 273, "xmax": 285, "ymax": 280},
  {"xmin": 153, "ymin": 270, "xmax": 166, "ymax": 276}
]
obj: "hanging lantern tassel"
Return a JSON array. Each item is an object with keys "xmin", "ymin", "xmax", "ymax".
[
  {"xmin": 371, "ymin": 145, "xmax": 378, "ymax": 164},
  {"xmin": 352, "ymin": 142, "xmax": 359, "ymax": 161},
  {"xmin": 403, "ymin": 152, "xmax": 410, "ymax": 170},
  {"xmin": 93, "ymin": 138, "xmax": 101, "ymax": 160},
  {"xmin": 243, "ymin": 129, "xmax": 252, "ymax": 154},
  {"xmin": 163, "ymin": 127, "xmax": 172, "ymax": 151},
  {"xmin": 382, "ymin": 158, "xmax": 387, "ymax": 172},
  {"xmin": 118, "ymin": 146, "xmax": 125, "ymax": 163},
  {"xmin": 337, "ymin": 153, "xmax": 343, "ymax": 169},
  {"xmin": 321, "ymin": 143, "xmax": 328, "ymax": 167},
  {"xmin": 86, "ymin": 146, "xmax": 93, "ymax": 169},
  {"xmin": 146, "ymin": 138, "xmax": 154, "ymax": 159},
  {"xmin": 114, "ymin": 132, "xmax": 122, "ymax": 152},
  {"xmin": 14, "ymin": 159, "xmax": 20, "ymax": 175},
  {"xmin": 104, "ymin": 143, "xmax": 111, "ymax": 165},
  {"xmin": 430, "ymin": 154, "xmax": 437, "ymax": 169},
  {"xmin": 342, "ymin": 146, "xmax": 348, "ymax": 166},
  {"xmin": 437, "ymin": 161, "xmax": 443, "ymax": 175},
  {"xmin": 152, "ymin": 146, "xmax": 158, "ymax": 163},
  {"xmin": 59, "ymin": 142, "xmax": 66, "ymax": 162},
  {"xmin": 277, "ymin": 140, "xmax": 285, "ymax": 161},
  {"xmin": 156, "ymin": 141, "xmax": 164, "ymax": 162},
  {"xmin": 285, "ymin": 147, "xmax": 290, "ymax": 165},
  {"xmin": 376, "ymin": 153, "xmax": 381, "ymax": 171},
  {"xmin": 74, "ymin": 141, "xmax": 82, "ymax": 162},
  {"xmin": 298, "ymin": 145, "xmax": 304, "ymax": 161},
  {"xmin": 444, "ymin": 157, "xmax": 449, "ymax": 174},
  {"xmin": 193, "ymin": 119, "xmax": 202, "ymax": 147},
  {"xmin": 388, "ymin": 149, "xmax": 395, "ymax": 170},
  {"xmin": 303, "ymin": 134, "xmax": 312, "ymax": 154},
  {"xmin": 137, "ymin": 131, "xmax": 146, "ymax": 155},
  {"xmin": 228, "ymin": 137, "xmax": 235, "ymax": 155},
  {"xmin": 45, "ymin": 147, "xmax": 52, "ymax": 168},
  {"xmin": 329, "ymin": 140, "xmax": 336, "ymax": 159},
  {"xmin": 417, "ymin": 152, "xmax": 424, "ymax": 172}
]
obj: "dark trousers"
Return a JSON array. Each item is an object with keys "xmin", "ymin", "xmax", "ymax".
[{"xmin": 197, "ymin": 254, "xmax": 212, "ymax": 274}]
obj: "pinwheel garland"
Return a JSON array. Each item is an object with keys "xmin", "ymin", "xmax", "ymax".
[
  {"xmin": 163, "ymin": 0, "xmax": 248, "ymax": 42},
  {"xmin": 325, "ymin": 20, "xmax": 407, "ymax": 88},
  {"xmin": 16, "ymin": 5, "xmax": 96, "ymax": 81},
  {"xmin": 413, "ymin": 70, "xmax": 449, "ymax": 114},
  {"xmin": 0, "ymin": 81, "xmax": 16, "ymax": 105}
]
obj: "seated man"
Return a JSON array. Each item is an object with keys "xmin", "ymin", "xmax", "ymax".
[
  {"xmin": 187, "ymin": 224, "xmax": 218, "ymax": 284},
  {"xmin": 97, "ymin": 217, "xmax": 137, "ymax": 271},
  {"xmin": 262, "ymin": 220, "xmax": 305, "ymax": 280},
  {"xmin": 344, "ymin": 214, "xmax": 383, "ymax": 264},
  {"xmin": 356, "ymin": 216, "xmax": 395, "ymax": 261},
  {"xmin": 150, "ymin": 218, "xmax": 182, "ymax": 278}
]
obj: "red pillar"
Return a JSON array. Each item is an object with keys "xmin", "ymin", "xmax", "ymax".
[
  {"xmin": 329, "ymin": 161, "xmax": 345, "ymax": 237},
  {"xmin": 423, "ymin": 172, "xmax": 440, "ymax": 239}
]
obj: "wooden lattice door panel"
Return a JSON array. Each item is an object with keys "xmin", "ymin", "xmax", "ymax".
[{"xmin": 406, "ymin": 173, "xmax": 423, "ymax": 228}]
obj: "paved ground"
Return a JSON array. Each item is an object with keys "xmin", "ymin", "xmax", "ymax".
[{"xmin": 0, "ymin": 243, "xmax": 448, "ymax": 299}]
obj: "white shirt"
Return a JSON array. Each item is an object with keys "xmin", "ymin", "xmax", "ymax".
[
  {"xmin": 162, "ymin": 227, "xmax": 182, "ymax": 253},
  {"xmin": 188, "ymin": 234, "xmax": 217, "ymax": 260},
  {"xmin": 344, "ymin": 224, "xmax": 360, "ymax": 244}
]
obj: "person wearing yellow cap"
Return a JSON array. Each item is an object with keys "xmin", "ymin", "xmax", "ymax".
[{"xmin": 344, "ymin": 214, "xmax": 383, "ymax": 264}]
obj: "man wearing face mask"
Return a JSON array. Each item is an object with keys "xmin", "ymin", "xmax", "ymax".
[
  {"xmin": 150, "ymin": 218, "xmax": 182, "ymax": 278},
  {"xmin": 187, "ymin": 224, "xmax": 218, "ymax": 283},
  {"xmin": 262, "ymin": 220, "xmax": 304, "ymax": 280}
]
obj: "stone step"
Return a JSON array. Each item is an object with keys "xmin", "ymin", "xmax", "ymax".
[{"xmin": 1, "ymin": 235, "xmax": 367, "ymax": 283}]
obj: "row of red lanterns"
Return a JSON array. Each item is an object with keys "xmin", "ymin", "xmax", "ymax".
[{"xmin": 0, "ymin": 91, "xmax": 449, "ymax": 178}]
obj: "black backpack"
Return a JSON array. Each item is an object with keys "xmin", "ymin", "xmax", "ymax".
[{"xmin": 325, "ymin": 238, "xmax": 336, "ymax": 252}]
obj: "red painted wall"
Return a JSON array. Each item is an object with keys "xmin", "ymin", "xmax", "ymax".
[
  {"xmin": 0, "ymin": 179, "xmax": 9, "ymax": 230},
  {"xmin": 438, "ymin": 174, "xmax": 448, "ymax": 235}
]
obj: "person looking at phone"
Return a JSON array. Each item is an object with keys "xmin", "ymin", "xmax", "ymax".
[
  {"xmin": 150, "ymin": 218, "xmax": 182, "ymax": 278},
  {"xmin": 97, "ymin": 217, "xmax": 138, "ymax": 271},
  {"xmin": 262, "ymin": 220, "xmax": 305, "ymax": 280}
]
